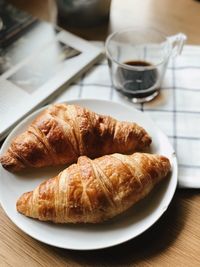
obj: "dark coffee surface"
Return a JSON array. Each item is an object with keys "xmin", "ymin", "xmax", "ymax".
[
  {"xmin": 124, "ymin": 60, "xmax": 152, "ymax": 67},
  {"xmin": 117, "ymin": 60, "xmax": 158, "ymax": 98}
]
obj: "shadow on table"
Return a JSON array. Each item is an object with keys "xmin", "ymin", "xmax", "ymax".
[{"xmin": 50, "ymin": 189, "xmax": 195, "ymax": 266}]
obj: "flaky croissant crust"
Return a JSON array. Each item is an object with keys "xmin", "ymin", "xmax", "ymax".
[
  {"xmin": 17, "ymin": 153, "xmax": 170, "ymax": 223},
  {"xmin": 0, "ymin": 104, "xmax": 151, "ymax": 172}
]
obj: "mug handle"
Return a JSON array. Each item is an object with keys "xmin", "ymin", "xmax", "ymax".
[{"xmin": 167, "ymin": 33, "xmax": 187, "ymax": 57}]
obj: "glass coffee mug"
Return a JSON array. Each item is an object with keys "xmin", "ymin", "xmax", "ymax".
[{"xmin": 105, "ymin": 28, "xmax": 187, "ymax": 103}]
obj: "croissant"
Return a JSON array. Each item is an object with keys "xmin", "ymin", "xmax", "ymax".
[
  {"xmin": 0, "ymin": 104, "xmax": 151, "ymax": 172},
  {"xmin": 16, "ymin": 152, "xmax": 170, "ymax": 223}
]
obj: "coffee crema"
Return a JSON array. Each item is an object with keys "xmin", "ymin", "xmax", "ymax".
[{"xmin": 123, "ymin": 60, "xmax": 152, "ymax": 67}]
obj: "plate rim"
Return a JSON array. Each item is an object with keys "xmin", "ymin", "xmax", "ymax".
[{"xmin": 0, "ymin": 98, "xmax": 178, "ymax": 250}]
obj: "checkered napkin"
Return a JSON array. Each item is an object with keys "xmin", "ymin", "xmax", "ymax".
[{"xmin": 54, "ymin": 42, "xmax": 200, "ymax": 188}]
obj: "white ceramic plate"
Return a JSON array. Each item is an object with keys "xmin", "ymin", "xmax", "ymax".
[{"xmin": 0, "ymin": 99, "xmax": 178, "ymax": 250}]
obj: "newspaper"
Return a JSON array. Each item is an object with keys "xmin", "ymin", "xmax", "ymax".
[{"xmin": 0, "ymin": 0, "xmax": 103, "ymax": 140}]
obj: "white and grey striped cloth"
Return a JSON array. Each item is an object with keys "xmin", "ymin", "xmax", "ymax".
[{"xmin": 54, "ymin": 43, "xmax": 200, "ymax": 188}]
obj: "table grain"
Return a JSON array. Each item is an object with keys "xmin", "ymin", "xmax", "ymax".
[{"xmin": 1, "ymin": 0, "xmax": 200, "ymax": 266}]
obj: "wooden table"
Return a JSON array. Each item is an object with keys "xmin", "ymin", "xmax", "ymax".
[{"xmin": 1, "ymin": 0, "xmax": 200, "ymax": 266}]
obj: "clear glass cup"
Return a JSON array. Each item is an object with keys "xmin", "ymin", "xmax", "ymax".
[{"xmin": 105, "ymin": 27, "xmax": 187, "ymax": 103}]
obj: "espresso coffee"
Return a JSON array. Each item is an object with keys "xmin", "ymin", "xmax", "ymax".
[{"xmin": 117, "ymin": 60, "xmax": 158, "ymax": 99}]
